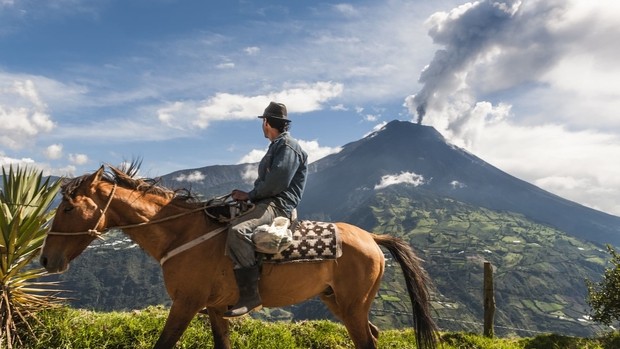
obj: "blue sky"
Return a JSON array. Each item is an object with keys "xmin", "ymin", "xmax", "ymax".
[{"xmin": 2, "ymin": 0, "xmax": 620, "ymax": 217}]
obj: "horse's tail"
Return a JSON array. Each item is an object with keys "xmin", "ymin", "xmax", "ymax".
[{"xmin": 373, "ymin": 234, "xmax": 438, "ymax": 349}]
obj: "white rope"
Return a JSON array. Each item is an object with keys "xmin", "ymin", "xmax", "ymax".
[{"xmin": 159, "ymin": 226, "xmax": 228, "ymax": 266}]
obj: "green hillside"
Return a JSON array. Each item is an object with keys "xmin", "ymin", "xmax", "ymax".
[{"xmin": 364, "ymin": 188, "xmax": 609, "ymax": 337}]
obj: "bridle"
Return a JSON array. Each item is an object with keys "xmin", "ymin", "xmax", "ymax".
[
  {"xmin": 45, "ymin": 183, "xmax": 242, "ymax": 265},
  {"xmin": 47, "ymin": 184, "xmax": 119, "ymax": 239}
]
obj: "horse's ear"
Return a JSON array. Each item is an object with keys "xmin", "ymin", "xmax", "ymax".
[
  {"xmin": 84, "ymin": 165, "xmax": 105, "ymax": 188},
  {"xmin": 108, "ymin": 165, "xmax": 125, "ymax": 179}
]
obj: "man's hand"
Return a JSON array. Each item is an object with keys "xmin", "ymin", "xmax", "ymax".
[{"xmin": 231, "ymin": 189, "xmax": 250, "ymax": 202}]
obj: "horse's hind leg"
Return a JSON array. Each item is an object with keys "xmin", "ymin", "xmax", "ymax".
[
  {"xmin": 320, "ymin": 231, "xmax": 385, "ymax": 349},
  {"xmin": 320, "ymin": 283, "xmax": 381, "ymax": 349},
  {"xmin": 206, "ymin": 307, "xmax": 231, "ymax": 349}
]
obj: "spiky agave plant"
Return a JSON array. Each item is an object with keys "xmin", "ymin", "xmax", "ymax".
[{"xmin": 0, "ymin": 165, "xmax": 63, "ymax": 349}]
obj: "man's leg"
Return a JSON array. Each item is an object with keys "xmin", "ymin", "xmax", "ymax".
[{"xmin": 224, "ymin": 203, "xmax": 278, "ymax": 318}]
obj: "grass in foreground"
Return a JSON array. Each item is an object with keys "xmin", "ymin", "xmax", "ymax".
[{"xmin": 18, "ymin": 306, "xmax": 620, "ymax": 349}]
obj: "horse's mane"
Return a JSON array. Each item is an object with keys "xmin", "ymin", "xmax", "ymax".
[{"xmin": 61, "ymin": 160, "xmax": 199, "ymax": 205}]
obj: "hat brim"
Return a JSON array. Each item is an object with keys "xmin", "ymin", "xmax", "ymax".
[{"xmin": 257, "ymin": 115, "xmax": 291, "ymax": 122}]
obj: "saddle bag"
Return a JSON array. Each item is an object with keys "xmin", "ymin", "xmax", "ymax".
[{"xmin": 252, "ymin": 217, "xmax": 293, "ymax": 254}]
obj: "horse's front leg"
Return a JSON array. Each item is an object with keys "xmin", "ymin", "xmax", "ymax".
[
  {"xmin": 153, "ymin": 300, "xmax": 201, "ymax": 349},
  {"xmin": 206, "ymin": 306, "xmax": 231, "ymax": 349}
]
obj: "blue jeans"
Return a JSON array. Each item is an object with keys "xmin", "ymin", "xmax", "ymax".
[{"xmin": 226, "ymin": 202, "xmax": 281, "ymax": 268}]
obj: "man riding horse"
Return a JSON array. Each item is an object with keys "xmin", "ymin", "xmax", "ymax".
[{"xmin": 225, "ymin": 101, "xmax": 308, "ymax": 318}]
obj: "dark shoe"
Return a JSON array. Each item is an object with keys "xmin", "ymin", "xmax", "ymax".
[{"xmin": 223, "ymin": 266, "xmax": 262, "ymax": 318}]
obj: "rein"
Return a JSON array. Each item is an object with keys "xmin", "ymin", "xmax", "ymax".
[{"xmin": 46, "ymin": 185, "xmax": 247, "ymax": 265}]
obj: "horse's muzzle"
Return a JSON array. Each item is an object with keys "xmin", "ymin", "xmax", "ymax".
[{"xmin": 40, "ymin": 254, "xmax": 68, "ymax": 273}]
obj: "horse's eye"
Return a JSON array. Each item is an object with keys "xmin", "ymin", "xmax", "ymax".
[{"xmin": 63, "ymin": 205, "xmax": 74, "ymax": 213}]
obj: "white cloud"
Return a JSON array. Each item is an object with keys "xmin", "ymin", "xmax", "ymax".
[
  {"xmin": 241, "ymin": 164, "xmax": 258, "ymax": 184},
  {"xmin": 244, "ymin": 46, "xmax": 260, "ymax": 55},
  {"xmin": 216, "ymin": 62, "xmax": 235, "ymax": 69},
  {"xmin": 157, "ymin": 101, "xmax": 197, "ymax": 129},
  {"xmin": 44, "ymin": 164, "xmax": 77, "ymax": 177},
  {"xmin": 68, "ymin": 153, "xmax": 89, "ymax": 165},
  {"xmin": 238, "ymin": 149, "xmax": 265, "ymax": 164},
  {"xmin": 45, "ymin": 144, "xmax": 63, "ymax": 159},
  {"xmin": 297, "ymin": 140, "xmax": 341, "ymax": 164},
  {"xmin": 375, "ymin": 171, "xmax": 426, "ymax": 190},
  {"xmin": 274, "ymin": 82, "xmax": 344, "ymax": 113},
  {"xmin": 0, "ymin": 152, "xmax": 76, "ymax": 177},
  {"xmin": 451, "ymin": 180, "xmax": 466, "ymax": 189},
  {"xmin": 157, "ymin": 82, "xmax": 343, "ymax": 130},
  {"xmin": 535, "ymin": 176, "xmax": 589, "ymax": 192},
  {"xmin": 472, "ymin": 121, "xmax": 620, "ymax": 215},
  {"xmin": 174, "ymin": 170, "xmax": 205, "ymax": 183},
  {"xmin": 1, "ymin": 71, "xmax": 88, "ymax": 112},
  {"xmin": 331, "ymin": 104, "xmax": 347, "ymax": 111},
  {"xmin": 0, "ymin": 78, "xmax": 55, "ymax": 149},
  {"xmin": 0, "ymin": 153, "xmax": 35, "ymax": 167},
  {"xmin": 363, "ymin": 114, "xmax": 378, "ymax": 122}
]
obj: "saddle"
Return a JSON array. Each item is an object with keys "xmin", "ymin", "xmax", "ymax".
[
  {"xmin": 204, "ymin": 195, "xmax": 253, "ymax": 222},
  {"xmin": 204, "ymin": 197, "xmax": 342, "ymax": 264},
  {"xmin": 261, "ymin": 220, "xmax": 342, "ymax": 264}
]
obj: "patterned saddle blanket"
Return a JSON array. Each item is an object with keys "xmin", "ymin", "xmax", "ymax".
[{"xmin": 261, "ymin": 220, "xmax": 342, "ymax": 264}]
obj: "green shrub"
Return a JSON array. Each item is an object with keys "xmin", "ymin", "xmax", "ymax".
[{"xmin": 587, "ymin": 245, "xmax": 620, "ymax": 327}]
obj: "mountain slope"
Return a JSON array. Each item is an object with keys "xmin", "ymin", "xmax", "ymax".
[{"xmin": 300, "ymin": 120, "xmax": 620, "ymax": 247}]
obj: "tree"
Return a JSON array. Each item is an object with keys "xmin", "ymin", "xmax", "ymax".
[
  {"xmin": 0, "ymin": 166, "xmax": 62, "ymax": 349},
  {"xmin": 586, "ymin": 244, "xmax": 620, "ymax": 327}
]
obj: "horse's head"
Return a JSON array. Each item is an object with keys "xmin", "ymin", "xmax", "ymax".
[{"xmin": 40, "ymin": 165, "xmax": 112, "ymax": 273}]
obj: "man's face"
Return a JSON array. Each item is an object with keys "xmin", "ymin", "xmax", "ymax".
[{"xmin": 262, "ymin": 118, "xmax": 269, "ymax": 138}]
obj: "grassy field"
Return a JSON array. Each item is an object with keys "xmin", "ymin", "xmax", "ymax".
[{"xmin": 17, "ymin": 307, "xmax": 620, "ymax": 349}]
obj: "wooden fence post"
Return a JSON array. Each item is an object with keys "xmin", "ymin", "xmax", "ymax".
[{"xmin": 483, "ymin": 261, "xmax": 495, "ymax": 338}]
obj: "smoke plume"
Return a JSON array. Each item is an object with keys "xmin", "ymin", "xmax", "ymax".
[
  {"xmin": 408, "ymin": 0, "xmax": 523, "ymax": 125},
  {"xmin": 404, "ymin": 0, "xmax": 585, "ymax": 149}
]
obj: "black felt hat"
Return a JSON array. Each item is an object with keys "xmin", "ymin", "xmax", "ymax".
[{"xmin": 258, "ymin": 102, "xmax": 290, "ymax": 122}]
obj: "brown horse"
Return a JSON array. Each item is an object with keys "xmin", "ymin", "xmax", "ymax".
[{"xmin": 40, "ymin": 164, "xmax": 438, "ymax": 349}]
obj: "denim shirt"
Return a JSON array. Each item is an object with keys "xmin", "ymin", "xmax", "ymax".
[{"xmin": 248, "ymin": 132, "xmax": 308, "ymax": 216}]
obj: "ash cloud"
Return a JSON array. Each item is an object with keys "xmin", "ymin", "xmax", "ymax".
[{"xmin": 405, "ymin": 0, "xmax": 572, "ymax": 144}]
